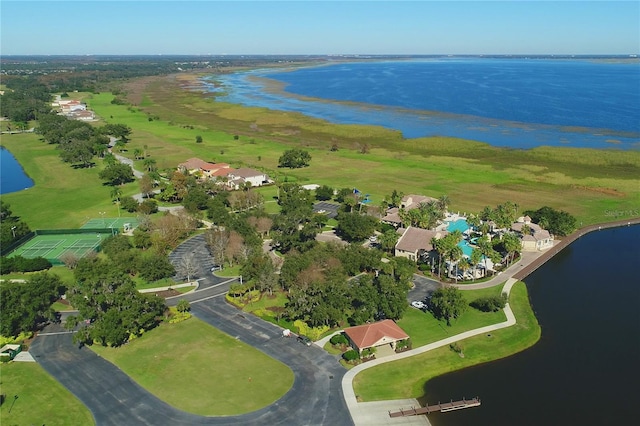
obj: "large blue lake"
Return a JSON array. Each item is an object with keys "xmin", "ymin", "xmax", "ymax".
[
  {"xmin": 206, "ymin": 59, "xmax": 640, "ymax": 149},
  {"xmin": 0, "ymin": 147, "xmax": 34, "ymax": 195}
]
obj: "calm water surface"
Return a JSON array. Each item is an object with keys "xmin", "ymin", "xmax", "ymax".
[
  {"xmin": 207, "ymin": 59, "xmax": 640, "ymax": 149},
  {"xmin": 0, "ymin": 147, "xmax": 34, "ymax": 194},
  {"xmin": 426, "ymin": 225, "xmax": 640, "ymax": 426}
]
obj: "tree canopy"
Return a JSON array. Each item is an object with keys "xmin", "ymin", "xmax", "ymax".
[
  {"xmin": 0, "ymin": 273, "xmax": 65, "ymax": 337},
  {"xmin": 278, "ymin": 149, "xmax": 311, "ymax": 169}
]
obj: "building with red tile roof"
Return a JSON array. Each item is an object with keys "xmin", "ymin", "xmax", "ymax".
[{"xmin": 343, "ymin": 319, "xmax": 409, "ymax": 354}]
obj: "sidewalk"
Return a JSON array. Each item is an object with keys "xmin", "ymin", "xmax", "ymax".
[{"xmin": 341, "ymin": 278, "xmax": 518, "ymax": 425}]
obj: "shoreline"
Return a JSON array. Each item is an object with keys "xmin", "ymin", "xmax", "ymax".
[
  {"xmin": 200, "ymin": 63, "xmax": 640, "ymax": 149},
  {"xmin": 513, "ymin": 217, "xmax": 640, "ymax": 281}
]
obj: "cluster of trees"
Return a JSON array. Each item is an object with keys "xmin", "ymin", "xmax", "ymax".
[
  {"xmin": 0, "ymin": 201, "xmax": 31, "ymax": 247},
  {"xmin": 0, "ymin": 79, "xmax": 52, "ymax": 123},
  {"xmin": 524, "ymin": 206, "xmax": 577, "ymax": 236},
  {"xmin": 278, "ymin": 243, "xmax": 414, "ymax": 327},
  {"xmin": 398, "ymin": 196, "xmax": 449, "ymax": 229},
  {"xmin": 36, "ymin": 113, "xmax": 133, "ymax": 173},
  {"xmin": 0, "ymin": 273, "xmax": 65, "ymax": 337},
  {"xmin": 96, "ymin": 234, "xmax": 176, "ymax": 281},
  {"xmin": 66, "ymin": 257, "xmax": 165, "ymax": 347}
]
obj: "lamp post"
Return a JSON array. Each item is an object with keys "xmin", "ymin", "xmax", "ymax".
[
  {"xmin": 11, "ymin": 226, "xmax": 17, "ymax": 238},
  {"xmin": 8, "ymin": 395, "xmax": 18, "ymax": 413},
  {"xmin": 99, "ymin": 211, "xmax": 106, "ymax": 228}
]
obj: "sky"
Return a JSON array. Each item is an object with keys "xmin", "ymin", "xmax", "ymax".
[{"xmin": 1, "ymin": 1, "xmax": 639, "ymax": 56}]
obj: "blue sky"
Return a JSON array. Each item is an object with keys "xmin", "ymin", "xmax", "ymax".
[{"xmin": 1, "ymin": 1, "xmax": 639, "ymax": 55}]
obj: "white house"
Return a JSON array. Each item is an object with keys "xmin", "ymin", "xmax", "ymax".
[{"xmin": 227, "ymin": 168, "xmax": 270, "ymax": 188}]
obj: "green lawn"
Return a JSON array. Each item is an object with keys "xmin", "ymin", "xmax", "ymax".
[
  {"xmin": 0, "ymin": 362, "xmax": 94, "ymax": 426},
  {"xmin": 352, "ymin": 281, "xmax": 540, "ymax": 401},
  {"xmin": 399, "ymin": 285, "xmax": 506, "ymax": 347},
  {"xmin": 90, "ymin": 317, "xmax": 294, "ymax": 415},
  {"xmin": 1, "ymin": 132, "xmax": 141, "ymax": 229}
]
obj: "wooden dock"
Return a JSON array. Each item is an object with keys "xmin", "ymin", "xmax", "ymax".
[{"xmin": 388, "ymin": 397, "xmax": 481, "ymax": 418}]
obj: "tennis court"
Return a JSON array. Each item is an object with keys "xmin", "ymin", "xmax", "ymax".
[
  {"xmin": 9, "ymin": 232, "xmax": 111, "ymax": 264},
  {"xmin": 81, "ymin": 217, "xmax": 139, "ymax": 232}
]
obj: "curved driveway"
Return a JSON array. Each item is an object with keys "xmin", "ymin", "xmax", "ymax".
[{"xmin": 31, "ymin": 233, "xmax": 352, "ymax": 426}]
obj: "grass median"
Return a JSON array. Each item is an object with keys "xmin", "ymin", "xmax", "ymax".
[
  {"xmin": 90, "ymin": 317, "xmax": 294, "ymax": 416},
  {"xmin": 352, "ymin": 281, "xmax": 540, "ymax": 401}
]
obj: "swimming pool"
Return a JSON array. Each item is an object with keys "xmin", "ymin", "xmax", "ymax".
[{"xmin": 447, "ymin": 219, "xmax": 470, "ymax": 233}]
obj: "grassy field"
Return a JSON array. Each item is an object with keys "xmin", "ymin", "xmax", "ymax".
[
  {"xmin": 399, "ymin": 285, "xmax": 506, "ymax": 347},
  {"xmin": 1, "ymin": 132, "xmax": 140, "ymax": 229},
  {"xmin": 352, "ymin": 281, "xmax": 540, "ymax": 401},
  {"xmin": 90, "ymin": 317, "xmax": 294, "ymax": 416},
  {"xmin": 0, "ymin": 362, "xmax": 95, "ymax": 426}
]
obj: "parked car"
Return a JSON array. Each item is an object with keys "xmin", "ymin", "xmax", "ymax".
[
  {"xmin": 297, "ymin": 335, "xmax": 312, "ymax": 346},
  {"xmin": 411, "ymin": 300, "xmax": 426, "ymax": 309}
]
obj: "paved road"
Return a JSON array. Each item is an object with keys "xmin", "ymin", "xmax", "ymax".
[{"xmin": 31, "ymin": 293, "xmax": 352, "ymax": 425}]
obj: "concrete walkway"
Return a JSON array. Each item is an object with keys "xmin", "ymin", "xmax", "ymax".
[{"xmin": 341, "ymin": 278, "xmax": 518, "ymax": 425}]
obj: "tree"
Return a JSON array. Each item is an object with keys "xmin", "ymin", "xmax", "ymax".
[
  {"xmin": 278, "ymin": 149, "xmax": 311, "ymax": 168},
  {"xmin": 138, "ymin": 253, "xmax": 176, "ymax": 282},
  {"xmin": 315, "ymin": 185, "xmax": 334, "ymax": 201},
  {"xmin": 120, "ymin": 196, "xmax": 139, "ymax": 213},
  {"xmin": 110, "ymin": 186, "xmax": 122, "ymax": 204},
  {"xmin": 176, "ymin": 299, "xmax": 191, "ymax": 313},
  {"xmin": 142, "ymin": 157, "xmax": 157, "ymax": 172},
  {"xmin": 335, "ymin": 212, "xmax": 377, "ymax": 242},
  {"xmin": 524, "ymin": 206, "xmax": 577, "ymax": 236},
  {"xmin": 138, "ymin": 199, "xmax": 158, "ymax": 215},
  {"xmin": 176, "ymin": 252, "xmax": 199, "ymax": 282},
  {"xmin": 139, "ymin": 174, "xmax": 154, "ymax": 198},
  {"xmin": 195, "ymin": 135, "xmax": 203, "ymax": 143},
  {"xmin": 0, "ymin": 273, "xmax": 65, "ymax": 337},
  {"xmin": 430, "ymin": 287, "xmax": 467, "ymax": 325},
  {"xmin": 99, "ymin": 163, "xmax": 135, "ymax": 186},
  {"xmin": 205, "ymin": 229, "xmax": 229, "ymax": 267},
  {"xmin": 0, "ymin": 201, "xmax": 31, "ymax": 247},
  {"xmin": 502, "ymin": 232, "xmax": 522, "ymax": 267},
  {"xmin": 378, "ymin": 229, "xmax": 399, "ymax": 253}
]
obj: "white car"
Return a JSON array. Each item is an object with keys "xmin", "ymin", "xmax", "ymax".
[{"xmin": 411, "ymin": 300, "xmax": 425, "ymax": 309}]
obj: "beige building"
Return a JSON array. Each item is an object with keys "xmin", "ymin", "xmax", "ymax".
[{"xmin": 394, "ymin": 226, "xmax": 447, "ymax": 262}]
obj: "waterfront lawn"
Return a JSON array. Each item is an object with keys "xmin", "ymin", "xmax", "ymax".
[
  {"xmin": 90, "ymin": 317, "xmax": 294, "ymax": 416},
  {"xmin": 399, "ymin": 285, "xmax": 506, "ymax": 347},
  {"xmin": 1, "ymin": 133, "xmax": 140, "ymax": 229},
  {"xmin": 0, "ymin": 362, "xmax": 95, "ymax": 426},
  {"xmin": 352, "ymin": 281, "xmax": 540, "ymax": 401}
]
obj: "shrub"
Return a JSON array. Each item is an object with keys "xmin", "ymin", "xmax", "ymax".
[
  {"xmin": 293, "ymin": 320, "xmax": 329, "ymax": 341},
  {"xmin": 0, "ymin": 256, "xmax": 51, "ymax": 274},
  {"xmin": 361, "ymin": 347, "xmax": 376, "ymax": 359},
  {"xmin": 343, "ymin": 349, "xmax": 360, "ymax": 361},
  {"xmin": 470, "ymin": 294, "xmax": 507, "ymax": 312},
  {"xmin": 330, "ymin": 333, "xmax": 348, "ymax": 346}
]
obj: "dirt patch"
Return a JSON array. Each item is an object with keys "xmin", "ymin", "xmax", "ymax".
[
  {"xmin": 571, "ymin": 185, "xmax": 625, "ymax": 197},
  {"xmin": 152, "ymin": 289, "xmax": 182, "ymax": 298}
]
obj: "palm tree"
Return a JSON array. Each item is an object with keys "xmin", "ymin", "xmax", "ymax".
[
  {"xmin": 142, "ymin": 157, "xmax": 157, "ymax": 172},
  {"xmin": 446, "ymin": 245, "xmax": 463, "ymax": 282},
  {"xmin": 133, "ymin": 148, "xmax": 143, "ymax": 160},
  {"xmin": 437, "ymin": 194, "xmax": 450, "ymax": 214},
  {"xmin": 502, "ymin": 232, "xmax": 522, "ymax": 267},
  {"xmin": 431, "ymin": 237, "xmax": 445, "ymax": 278},
  {"xmin": 110, "ymin": 187, "xmax": 122, "ymax": 203},
  {"xmin": 470, "ymin": 248, "xmax": 483, "ymax": 281}
]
